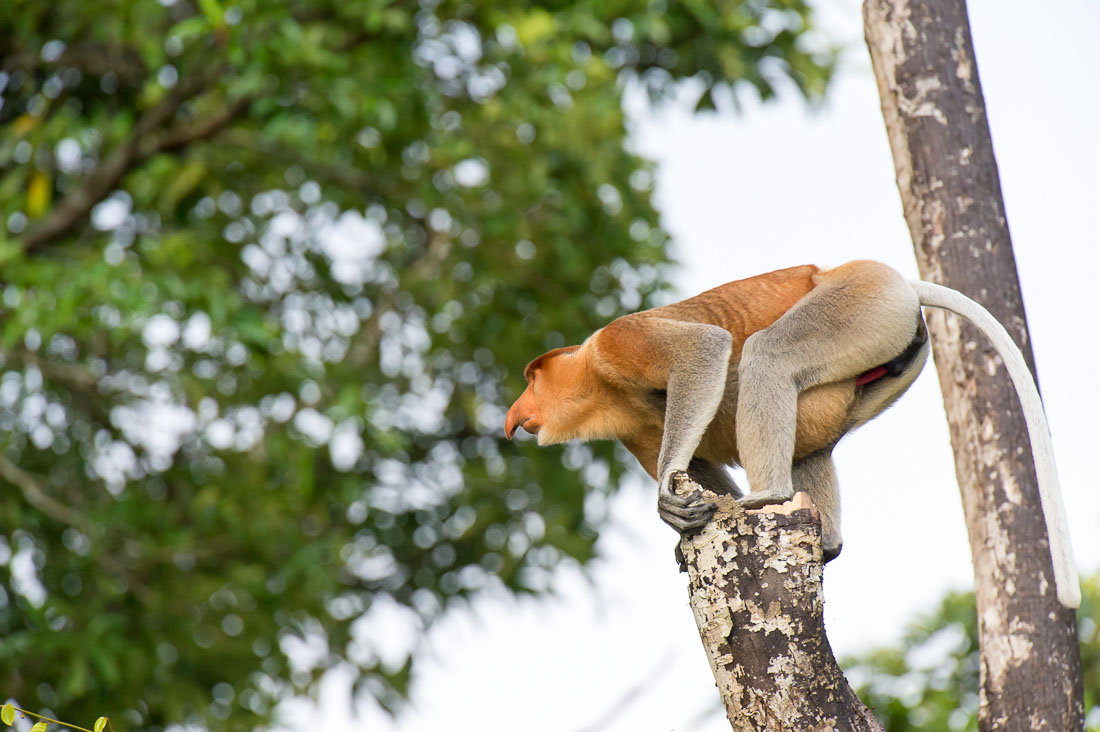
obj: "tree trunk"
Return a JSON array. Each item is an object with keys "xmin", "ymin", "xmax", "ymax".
[
  {"xmin": 674, "ymin": 474, "xmax": 883, "ymax": 731},
  {"xmin": 863, "ymin": 1, "xmax": 1084, "ymax": 729}
]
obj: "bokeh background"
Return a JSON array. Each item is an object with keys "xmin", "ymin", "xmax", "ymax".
[{"xmin": 1, "ymin": 0, "xmax": 1097, "ymax": 730}]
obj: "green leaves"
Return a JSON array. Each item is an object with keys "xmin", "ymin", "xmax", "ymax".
[
  {"xmin": 842, "ymin": 573, "xmax": 1100, "ymax": 730},
  {"xmin": 0, "ymin": 705, "xmax": 108, "ymax": 732},
  {"xmin": 196, "ymin": 0, "xmax": 225, "ymax": 30},
  {"xmin": 0, "ymin": 0, "xmax": 833, "ymax": 728},
  {"xmin": 514, "ymin": 8, "xmax": 556, "ymax": 48}
]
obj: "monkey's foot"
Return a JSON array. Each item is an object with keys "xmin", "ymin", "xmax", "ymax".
[
  {"xmin": 674, "ymin": 542, "xmax": 687, "ymax": 572},
  {"xmin": 738, "ymin": 490, "xmax": 796, "ymax": 511},
  {"xmin": 742, "ymin": 492, "xmax": 841, "ymax": 562},
  {"xmin": 744, "ymin": 491, "xmax": 814, "ymax": 514}
]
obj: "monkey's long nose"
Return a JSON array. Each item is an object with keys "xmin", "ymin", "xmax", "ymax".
[
  {"xmin": 505, "ymin": 403, "xmax": 538, "ymax": 439},
  {"xmin": 505, "ymin": 406, "xmax": 522, "ymax": 440}
]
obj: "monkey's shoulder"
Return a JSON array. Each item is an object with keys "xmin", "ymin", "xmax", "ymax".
[
  {"xmin": 586, "ymin": 314, "xmax": 676, "ymax": 388},
  {"xmin": 586, "ymin": 313, "xmax": 734, "ymax": 394}
]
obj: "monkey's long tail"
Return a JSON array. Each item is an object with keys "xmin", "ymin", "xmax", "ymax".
[{"xmin": 909, "ymin": 280, "xmax": 1080, "ymax": 609}]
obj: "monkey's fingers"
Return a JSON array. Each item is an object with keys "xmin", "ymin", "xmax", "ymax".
[{"xmin": 658, "ymin": 489, "xmax": 716, "ymax": 534}]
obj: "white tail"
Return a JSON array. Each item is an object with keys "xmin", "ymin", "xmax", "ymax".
[{"xmin": 909, "ymin": 280, "xmax": 1080, "ymax": 608}]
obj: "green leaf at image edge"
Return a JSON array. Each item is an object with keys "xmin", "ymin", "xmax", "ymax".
[
  {"xmin": 94, "ymin": 718, "xmax": 108, "ymax": 732},
  {"xmin": 0, "ymin": 704, "xmax": 13, "ymax": 726}
]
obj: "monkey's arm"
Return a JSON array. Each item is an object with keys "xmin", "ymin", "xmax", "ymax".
[{"xmin": 598, "ymin": 317, "xmax": 733, "ymax": 532}]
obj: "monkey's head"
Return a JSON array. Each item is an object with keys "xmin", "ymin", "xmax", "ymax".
[{"xmin": 505, "ymin": 345, "xmax": 589, "ymax": 445}]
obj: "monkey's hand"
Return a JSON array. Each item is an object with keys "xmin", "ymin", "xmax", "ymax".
[{"xmin": 658, "ymin": 470, "xmax": 716, "ymax": 534}]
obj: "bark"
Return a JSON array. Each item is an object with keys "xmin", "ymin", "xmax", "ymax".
[
  {"xmin": 863, "ymin": 1, "xmax": 1084, "ymax": 729},
  {"xmin": 674, "ymin": 473, "xmax": 882, "ymax": 732}
]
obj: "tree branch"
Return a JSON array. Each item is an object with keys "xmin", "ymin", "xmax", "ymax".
[
  {"xmin": 863, "ymin": 1, "xmax": 1085, "ymax": 727},
  {"xmin": 0, "ymin": 453, "xmax": 93, "ymax": 533},
  {"xmin": 154, "ymin": 94, "xmax": 254, "ymax": 156},
  {"xmin": 215, "ymin": 129, "xmax": 385, "ymax": 193},
  {"xmin": 1, "ymin": 452, "xmax": 167, "ymax": 606},
  {"xmin": 2, "ymin": 42, "xmax": 147, "ymax": 83},
  {"xmin": 674, "ymin": 474, "xmax": 882, "ymax": 731},
  {"xmin": 4, "ymin": 349, "xmax": 116, "ymax": 428},
  {"xmin": 19, "ymin": 66, "xmax": 249, "ymax": 254}
]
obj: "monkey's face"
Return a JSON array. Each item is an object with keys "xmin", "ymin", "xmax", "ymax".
[{"xmin": 505, "ymin": 346, "xmax": 584, "ymax": 444}]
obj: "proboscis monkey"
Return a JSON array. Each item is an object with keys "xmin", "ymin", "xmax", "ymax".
[{"xmin": 505, "ymin": 260, "xmax": 1080, "ymax": 608}]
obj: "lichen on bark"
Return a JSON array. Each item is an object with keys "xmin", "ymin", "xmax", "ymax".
[{"xmin": 673, "ymin": 473, "xmax": 883, "ymax": 731}]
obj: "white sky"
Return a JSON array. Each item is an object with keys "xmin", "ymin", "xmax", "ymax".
[{"xmin": 297, "ymin": 0, "xmax": 1100, "ymax": 729}]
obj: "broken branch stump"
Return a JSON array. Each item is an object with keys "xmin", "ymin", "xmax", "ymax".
[{"xmin": 673, "ymin": 472, "xmax": 882, "ymax": 731}]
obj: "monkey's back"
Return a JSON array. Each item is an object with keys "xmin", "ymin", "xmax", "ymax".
[
  {"xmin": 649, "ymin": 264, "xmax": 821, "ymax": 360},
  {"xmin": 645, "ymin": 264, "xmax": 858, "ymax": 465}
]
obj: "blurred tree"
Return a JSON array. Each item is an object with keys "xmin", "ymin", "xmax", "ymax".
[
  {"xmin": 844, "ymin": 573, "xmax": 1100, "ymax": 731},
  {"xmin": 0, "ymin": 0, "xmax": 832, "ymax": 729}
]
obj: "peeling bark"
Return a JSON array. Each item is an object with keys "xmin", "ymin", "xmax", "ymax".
[
  {"xmin": 674, "ymin": 474, "xmax": 882, "ymax": 732},
  {"xmin": 863, "ymin": 1, "xmax": 1084, "ymax": 728}
]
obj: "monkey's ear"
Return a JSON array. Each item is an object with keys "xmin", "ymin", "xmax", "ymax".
[{"xmin": 523, "ymin": 345, "xmax": 581, "ymax": 381}]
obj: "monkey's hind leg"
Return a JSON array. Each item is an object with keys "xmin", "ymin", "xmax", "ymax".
[
  {"xmin": 735, "ymin": 260, "xmax": 920, "ymax": 509},
  {"xmin": 792, "ymin": 450, "xmax": 842, "ymax": 561}
]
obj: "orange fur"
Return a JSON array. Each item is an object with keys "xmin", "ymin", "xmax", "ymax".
[
  {"xmin": 505, "ymin": 263, "xmax": 883, "ymax": 475},
  {"xmin": 505, "ymin": 260, "xmax": 1082, "ymax": 611}
]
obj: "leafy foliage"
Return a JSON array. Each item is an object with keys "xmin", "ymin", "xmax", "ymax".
[
  {"xmin": 0, "ymin": 0, "xmax": 832, "ymax": 729},
  {"xmin": 0, "ymin": 702, "xmax": 112, "ymax": 732},
  {"xmin": 844, "ymin": 573, "xmax": 1100, "ymax": 731}
]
